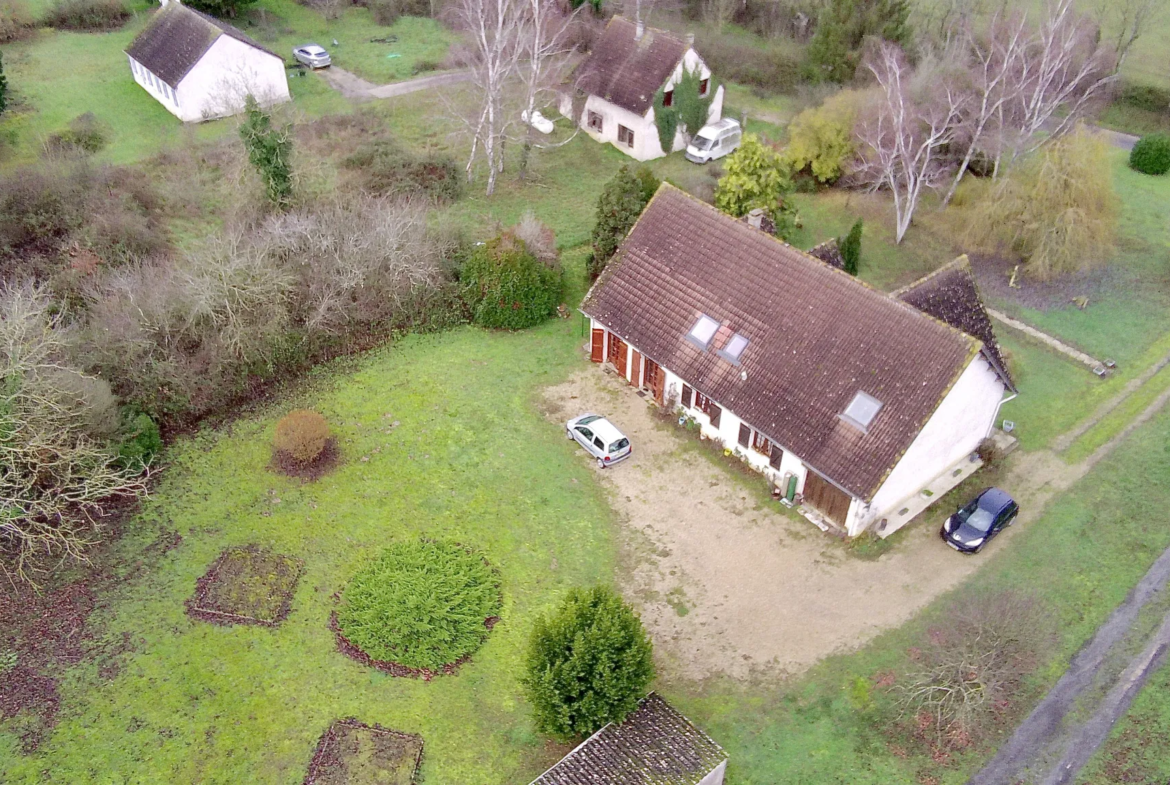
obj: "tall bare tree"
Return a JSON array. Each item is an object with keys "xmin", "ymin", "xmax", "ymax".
[
  {"xmin": 1097, "ymin": 0, "xmax": 1166, "ymax": 71},
  {"xmin": 854, "ymin": 43, "xmax": 967, "ymax": 243},
  {"xmin": 516, "ymin": 0, "xmax": 576, "ymax": 177}
]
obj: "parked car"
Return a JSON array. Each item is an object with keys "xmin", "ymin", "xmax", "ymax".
[
  {"xmin": 940, "ymin": 487, "xmax": 1018, "ymax": 553},
  {"xmin": 521, "ymin": 109, "xmax": 555, "ymax": 134},
  {"xmin": 566, "ymin": 414, "xmax": 632, "ymax": 468},
  {"xmin": 685, "ymin": 118, "xmax": 742, "ymax": 164},
  {"xmin": 293, "ymin": 44, "xmax": 331, "ymax": 69}
]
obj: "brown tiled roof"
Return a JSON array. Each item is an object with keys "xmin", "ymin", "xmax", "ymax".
[
  {"xmin": 808, "ymin": 237, "xmax": 845, "ymax": 270},
  {"xmin": 582, "ymin": 185, "xmax": 982, "ymax": 500},
  {"xmin": 893, "ymin": 256, "xmax": 1015, "ymax": 392},
  {"xmin": 125, "ymin": 4, "xmax": 280, "ymax": 89},
  {"xmin": 530, "ymin": 693, "xmax": 726, "ymax": 785},
  {"xmin": 572, "ymin": 16, "xmax": 689, "ymax": 115}
]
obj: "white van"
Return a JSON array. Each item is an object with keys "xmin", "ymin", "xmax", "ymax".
[{"xmin": 685, "ymin": 118, "xmax": 742, "ymax": 164}]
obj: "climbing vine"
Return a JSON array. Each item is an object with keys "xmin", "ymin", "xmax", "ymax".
[{"xmin": 653, "ymin": 65, "xmax": 718, "ymax": 154}]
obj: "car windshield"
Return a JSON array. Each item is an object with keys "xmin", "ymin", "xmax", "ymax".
[
  {"xmin": 692, "ymin": 136, "xmax": 714, "ymax": 151},
  {"xmin": 963, "ymin": 508, "xmax": 996, "ymax": 533},
  {"xmin": 577, "ymin": 415, "xmax": 601, "ymax": 425}
]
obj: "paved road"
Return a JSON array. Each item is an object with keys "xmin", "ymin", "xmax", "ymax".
[{"xmin": 968, "ymin": 543, "xmax": 1170, "ymax": 785}]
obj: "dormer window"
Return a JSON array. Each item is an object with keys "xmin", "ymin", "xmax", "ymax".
[
  {"xmin": 840, "ymin": 391, "xmax": 883, "ymax": 433},
  {"xmin": 716, "ymin": 333, "xmax": 749, "ymax": 364},
  {"xmin": 686, "ymin": 314, "xmax": 719, "ymax": 350}
]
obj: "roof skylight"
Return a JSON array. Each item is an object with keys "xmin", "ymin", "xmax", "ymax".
[
  {"xmin": 717, "ymin": 333, "xmax": 749, "ymax": 364},
  {"xmin": 686, "ymin": 314, "xmax": 720, "ymax": 350},
  {"xmin": 840, "ymin": 391, "xmax": 883, "ymax": 433}
]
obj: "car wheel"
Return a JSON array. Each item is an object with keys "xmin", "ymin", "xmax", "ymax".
[
  {"xmin": 566, "ymin": 429, "xmax": 574, "ymax": 440},
  {"xmin": 596, "ymin": 458, "xmax": 606, "ymax": 469}
]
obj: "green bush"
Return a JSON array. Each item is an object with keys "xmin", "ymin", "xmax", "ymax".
[
  {"xmin": 1129, "ymin": 133, "xmax": 1170, "ymax": 175},
  {"xmin": 781, "ymin": 91, "xmax": 859, "ymax": 184},
  {"xmin": 589, "ymin": 165, "xmax": 659, "ymax": 278},
  {"xmin": 337, "ymin": 540, "xmax": 501, "ymax": 671},
  {"xmin": 343, "ymin": 139, "xmax": 462, "ymax": 203},
  {"xmin": 693, "ymin": 31, "xmax": 802, "ymax": 93},
  {"xmin": 714, "ymin": 133, "xmax": 796, "ymax": 238},
  {"xmin": 367, "ymin": 0, "xmax": 429, "ymax": 24},
  {"xmin": 460, "ymin": 233, "xmax": 561, "ymax": 329},
  {"xmin": 117, "ymin": 411, "xmax": 162, "ymax": 470},
  {"xmin": 522, "ymin": 585, "xmax": 655, "ymax": 740},
  {"xmin": 45, "ymin": 113, "xmax": 109, "ymax": 156},
  {"xmin": 1118, "ymin": 81, "xmax": 1170, "ymax": 115},
  {"xmin": 41, "ymin": 0, "xmax": 128, "ymax": 30},
  {"xmin": 805, "ymin": 0, "xmax": 912, "ymax": 83},
  {"xmin": 240, "ymin": 96, "xmax": 293, "ymax": 208}
]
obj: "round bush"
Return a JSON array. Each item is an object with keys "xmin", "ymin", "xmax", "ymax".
[
  {"xmin": 273, "ymin": 409, "xmax": 330, "ymax": 464},
  {"xmin": 459, "ymin": 233, "xmax": 561, "ymax": 330},
  {"xmin": 1129, "ymin": 133, "xmax": 1170, "ymax": 175},
  {"xmin": 337, "ymin": 540, "xmax": 501, "ymax": 671}
]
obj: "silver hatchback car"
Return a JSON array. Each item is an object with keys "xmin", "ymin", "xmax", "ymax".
[
  {"xmin": 293, "ymin": 44, "xmax": 331, "ymax": 69},
  {"xmin": 566, "ymin": 414, "xmax": 632, "ymax": 469}
]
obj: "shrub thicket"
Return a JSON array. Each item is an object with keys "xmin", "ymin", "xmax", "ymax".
[
  {"xmin": 41, "ymin": 0, "xmax": 128, "ymax": 29},
  {"xmin": 805, "ymin": 0, "xmax": 911, "ymax": 83},
  {"xmin": 368, "ymin": 0, "xmax": 430, "ymax": 24},
  {"xmin": 460, "ymin": 232, "xmax": 561, "ymax": 330},
  {"xmin": 240, "ymin": 97, "xmax": 293, "ymax": 208},
  {"xmin": 1117, "ymin": 81, "xmax": 1170, "ymax": 115},
  {"xmin": 1129, "ymin": 133, "xmax": 1170, "ymax": 175},
  {"xmin": 117, "ymin": 411, "xmax": 162, "ymax": 470},
  {"xmin": 693, "ymin": 31, "xmax": 802, "ymax": 92},
  {"xmin": 343, "ymin": 138, "xmax": 462, "ymax": 202},
  {"xmin": 523, "ymin": 585, "xmax": 655, "ymax": 740},
  {"xmin": 589, "ymin": 165, "xmax": 659, "ymax": 278},
  {"xmin": 782, "ymin": 90, "xmax": 859, "ymax": 184},
  {"xmin": 45, "ymin": 113, "xmax": 109, "ymax": 156},
  {"xmin": 714, "ymin": 133, "xmax": 796, "ymax": 237},
  {"xmin": 183, "ymin": 0, "xmax": 256, "ymax": 18},
  {"xmin": 337, "ymin": 540, "xmax": 501, "ymax": 671},
  {"xmin": 273, "ymin": 409, "xmax": 331, "ymax": 465},
  {"xmin": 0, "ymin": 1, "xmax": 33, "ymax": 44}
]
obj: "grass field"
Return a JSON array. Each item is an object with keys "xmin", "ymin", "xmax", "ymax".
[{"xmin": 1077, "ymin": 657, "xmax": 1170, "ymax": 783}]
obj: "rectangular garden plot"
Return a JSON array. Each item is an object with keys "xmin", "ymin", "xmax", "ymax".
[
  {"xmin": 304, "ymin": 719, "xmax": 423, "ymax": 785},
  {"xmin": 187, "ymin": 546, "xmax": 303, "ymax": 627}
]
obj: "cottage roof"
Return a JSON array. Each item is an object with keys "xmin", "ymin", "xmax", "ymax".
[
  {"xmin": 125, "ymin": 4, "xmax": 279, "ymax": 89},
  {"xmin": 572, "ymin": 16, "xmax": 690, "ymax": 116},
  {"xmin": 530, "ymin": 693, "xmax": 727, "ymax": 785},
  {"xmin": 582, "ymin": 185, "xmax": 983, "ymax": 500},
  {"xmin": 893, "ymin": 256, "xmax": 1015, "ymax": 392}
]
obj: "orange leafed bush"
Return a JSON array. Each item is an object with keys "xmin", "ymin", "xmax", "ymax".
[{"xmin": 273, "ymin": 410, "xmax": 330, "ymax": 464}]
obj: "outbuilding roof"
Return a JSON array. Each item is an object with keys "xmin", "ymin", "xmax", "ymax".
[
  {"xmin": 892, "ymin": 256, "xmax": 1015, "ymax": 392},
  {"xmin": 571, "ymin": 16, "xmax": 690, "ymax": 116},
  {"xmin": 582, "ymin": 185, "xmax": 984, "ymax": 500},
  {"xmin": 530, "ymin": 693, "xmax": 727, "ymax": 785},
  {"xmin": 125, "ymin": 3, "xmax": 280, "ymax": 89}
]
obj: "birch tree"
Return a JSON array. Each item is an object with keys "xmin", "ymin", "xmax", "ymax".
[
  {"xmin": 855, "ymin": 43, "xmax": 967, "ymax": 243},
  {"xmin": 1097, "ymin": 0, "xmax": 1166, "ymax": 72},
  {"xmin": 516, "ymin": 0, "xmax": 575, "ymax": 177}
]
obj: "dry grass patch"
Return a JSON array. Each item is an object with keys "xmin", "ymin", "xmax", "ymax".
[
  {"xmin": 304, "ymin": 718, "xmax": 423, "ymax": 785},
  {"xmin": 186, "ymin": 546, "xmax": 303, "ymax": 627}
]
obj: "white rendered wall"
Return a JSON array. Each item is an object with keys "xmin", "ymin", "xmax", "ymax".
[
  {"xmin": 860, "ymin": 356, "xmax": 1006, "ymax": 532},
  {"xmin": 174, "ymin": 35, "xmax": 290, "ymax": 122},
  {"xmin": 129, "ymin": 56, "xmax": 184, "ymax": 121}
]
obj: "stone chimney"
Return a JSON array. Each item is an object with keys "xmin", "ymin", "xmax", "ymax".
[
  {"xmin": 745, "ymin": 208, "xmax": 775, "ymax": 235},
  {"xmin": 685, "ymin": 32, "xmax": 695, "ymax": 47},
  {"xmin": 635, "ymin": 20, "xmax": 645, "ymax": 40}
]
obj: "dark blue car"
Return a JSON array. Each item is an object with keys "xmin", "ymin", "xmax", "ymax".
[{"xmin": 940, "ymin": 487, "xmax": 1019, "ymax": 553}]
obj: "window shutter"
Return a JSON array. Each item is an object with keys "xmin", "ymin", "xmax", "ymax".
[
  {"xmin": 709, "ymin": 403, "xmax": 722, "ymax": 429},
  {"xmin": 738, "ymin": 423, "xmax": 751, "ymax": 448},
  {"xmin": 681, "ymin": 385, "xmax": 692, "ymax": 408}
]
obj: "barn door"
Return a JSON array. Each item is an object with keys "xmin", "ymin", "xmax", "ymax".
[
  {"xmin": 591, "ymin": 329, "xmax": 605, "ymax": 363},
  {"xmin": 628, "ymin": 349, "xmax": 641, "ymax": 386},
  {"xmin": 613, "ymin": 339, "xmax": 628, "ymax": 377},
  {"xmin": 802, "ymin": 472, "xmax": 852, "ymax": 528},
  {"xmin": 644, "ymin": 359, "xmax": 665, "ymax": 404}
]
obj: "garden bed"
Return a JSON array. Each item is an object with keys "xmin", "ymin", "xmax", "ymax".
[
  {"xmin": 304, "ymin": 718, "xmax": 423, "ymax": 785},
  {"xmin": 186, "ymin": 546, "xmax": 303, "ymax": 627}
]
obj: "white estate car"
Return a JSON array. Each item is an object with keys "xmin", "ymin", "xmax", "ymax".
[
  {"xmin": 566, "ymin": 414, "xmax": 632, "ymax": 468},
  {"xmin": 685, "ymin": 118, "xmax": 743, "ymax": 164},
  {"xmin": 293, "ymin": 44, "xmax": 332, "ymax": 69}
]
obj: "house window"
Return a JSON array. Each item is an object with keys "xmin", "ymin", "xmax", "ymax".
[
  {"xmin": 716, "ymin": 332, "xmax": 749, "ymax": 364},
  {"xmin": 686, "ymin": 314, "xmax": 719, "ymax": 350},
  {"xmin": 751, "ymin": 430, "xmax": 772, "ymax": 456},
  {"xmin": 588, "ymin": 111, "xmax": 603, "ymax": 132},
  {"xmin": 769, "ymin": 444, "xmax": 784, "ymax": 469},
  {"xmin": 840, "ymin": 391, "xmax": 883, "ymax": 433},
  {"xmin": 694, "ymin": 393, "xmax": 721, "ymax": 427},
  {"xmin": 699, "ymin": 78, "xmax": 710, "ymax": 96},
  {"xmin": 681, "ymin": 384, "xmax": 693, "ymax": 409},
  {"xmin": 738, "ymin": 423, "xmax": 751, "ymax": 448},
  {"xmin": 662, "ymin": 89, "xmax": 673, "ymax": 107},
  {"xmin": 617, "ymin": 124, "xmax": 635, "ymax": 148}
]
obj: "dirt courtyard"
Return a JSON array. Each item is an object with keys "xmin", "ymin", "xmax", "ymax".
[{"xmin": 543, "ymin": 368, "xmax": 1061, "ymax": 681}]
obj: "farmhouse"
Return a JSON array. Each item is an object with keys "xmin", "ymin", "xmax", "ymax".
[
  {"xmin": 558, "ymin": 16, "xmax": 724, "ymax": 161},
  {"xmin": 125, "ymin": 1, "xmax": 290, "ymax": 123},
  {"xmin": 530, "ymin": 693, "xmax": 728, "ymax": 785},
  {"xmin": 582, "ymin": 185, "xmax": 1015, "ymax": 537}
]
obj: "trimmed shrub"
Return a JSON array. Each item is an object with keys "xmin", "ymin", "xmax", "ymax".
[
  {"xmin": 589, "ymin": 165, "xmax": 659, "ymax": 278},
  {"xmin": 460, "ymin": 233, "xmax": 561, "ymax": 330},
  {"xmin": 41, "ymin": 0, "xmax": 129, "ymax": 30},
  {"xmin": 273, "ymin": 409, "xmax": 331, "ymax": 465},
  {"xmin": 1129, "ymin": 133, "xmax": 1170, "ymax": 175},
  {"xmin": 336, "ymin": 539, "xmax": 501, "ymax": 671},
  {"xmin": 523, "ymin": 585, "xmax": 655, "ymax": 740},
  {"xmin": 343, "ymin": 138, "xmax": 462, "ymax": 202}
]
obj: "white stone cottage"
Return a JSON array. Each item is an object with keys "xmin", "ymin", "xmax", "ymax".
[
  {"xmin": 125, "ymin": 2, "xmax": 290, "ymax": 123},
  {"xmin": 582, "ymin": 185, "xmax": 1016, "ymax": 537},
  {"xmin": 558, "ymin": 16, "xmax": 724, "ymax": 161},
  {"xmin": 530, "ymin": 693, "xmax": 728, "ymax": 785}
]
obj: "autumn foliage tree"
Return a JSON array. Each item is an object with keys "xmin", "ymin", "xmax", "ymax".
[
  {"xmin": 782, "ymin": 90, "xmax": 859, "ymax": 184},
  {"xmin": 965, "ymin": 126, "xmax": 1117, "ymax": 280}
]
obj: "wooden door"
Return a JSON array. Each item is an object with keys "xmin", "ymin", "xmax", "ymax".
[
  {"xmin": 644, "ymin": 359, "xmax": 665, "ymax": 404},
  {"xmin": 591, "ymin": 329, "xmax": 605, "ymax": 363},
  {"xmin": 613, "ymin": 338, "xmax": 628, "ymax": 377},
  {"xmin": 802, "ymin": 472, "xmax": 852, "ymax": 528},
  {"xmin": 628, "ymin": 349, "xmax": 641, "ymax": 386}
]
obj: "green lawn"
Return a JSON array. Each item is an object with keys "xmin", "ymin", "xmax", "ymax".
[
  {"xmin": 1077, "ymin": 657, "xmax": 1170, "ymax": 783},
  {"xmin": 0, "ymin": 317, "xmax": 617, "ymax": 783}
]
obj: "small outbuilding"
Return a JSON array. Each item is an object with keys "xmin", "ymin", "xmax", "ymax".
[
  {"xmin": 125, "ymin": 1, "xmax": 290, "ymax": 122},
  {"xmin": 529, "ymin": 693, "xmax": 728, "ymax": 785}
]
